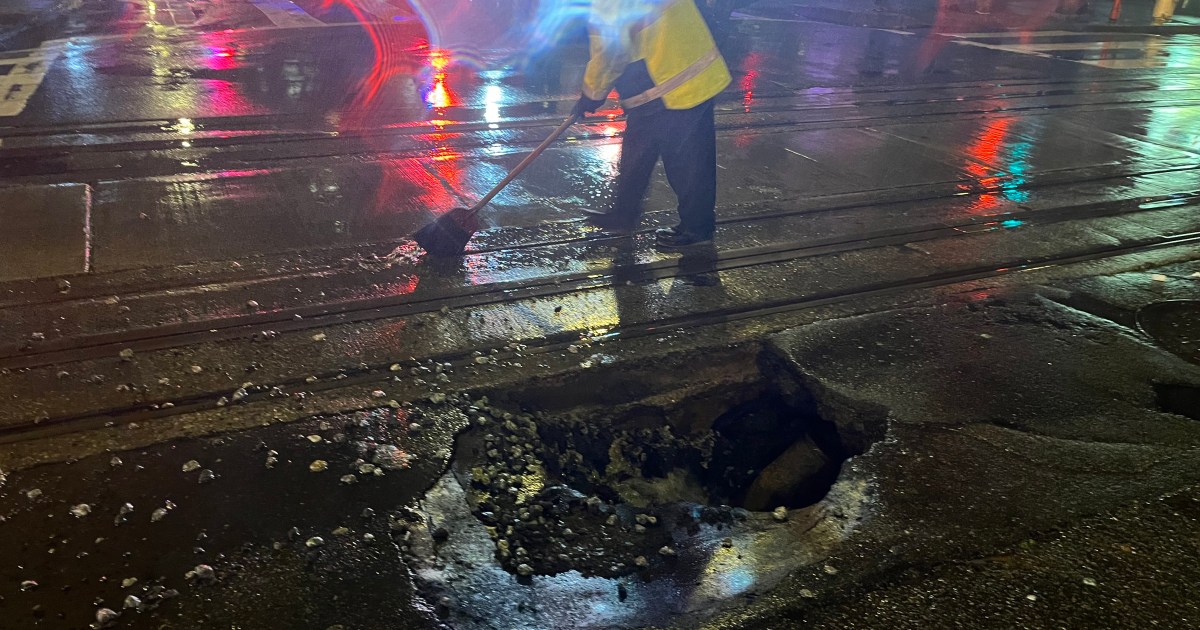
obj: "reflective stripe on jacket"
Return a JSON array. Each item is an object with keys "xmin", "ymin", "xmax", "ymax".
[{"xmin": 583, "ymin": 0, "xmax": 732, "ymax": 111}]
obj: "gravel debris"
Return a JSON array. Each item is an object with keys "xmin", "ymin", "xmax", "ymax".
[
  {"xmin": 373, "ymin": 445, "xmax": 411, "ymax": 470},
  {"xmin": 187, "ymin": 564, "xmax": 216, "ymax": 583}
]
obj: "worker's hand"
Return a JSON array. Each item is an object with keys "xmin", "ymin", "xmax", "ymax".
[{"xmin": 572, "ymin": 94, "xmax": 606, "ymax": 118}]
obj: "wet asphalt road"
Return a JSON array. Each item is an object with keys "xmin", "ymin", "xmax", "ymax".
[{"xmin": 2, "ymin": 1, "xmax": 1200, "ymax": 628}]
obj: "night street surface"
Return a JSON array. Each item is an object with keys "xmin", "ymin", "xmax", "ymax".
[{"xmin": 1, "ymin": 0, "xmax": 1200, "ymax": 628}]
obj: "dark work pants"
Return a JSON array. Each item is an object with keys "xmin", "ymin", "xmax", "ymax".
[{"xmin": 613, "ymin": 99, "xmax": 717, "ymax": 238}]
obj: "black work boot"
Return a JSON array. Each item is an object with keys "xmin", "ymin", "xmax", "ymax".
[{"xmin": 655, "ymin": 226, "xmax": 713, "ymax": 250}]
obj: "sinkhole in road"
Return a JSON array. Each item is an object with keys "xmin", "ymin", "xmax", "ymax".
[
  {"xmin": 534, "ymin": 392, "xmax": 848, "ymax": 513},
  {"xmin": 448, "ymin": 346, "xmax": 874, "ymax": 579}
]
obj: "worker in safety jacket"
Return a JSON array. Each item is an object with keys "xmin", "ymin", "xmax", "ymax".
[{"xmin": 573, "ymin": 0, "xmax": 732, "ymax": 249}]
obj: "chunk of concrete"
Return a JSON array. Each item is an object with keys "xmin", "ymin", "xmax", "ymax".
[{"xmin": 742, "ymin": 435, "xmax": 830, "ymax": 511}]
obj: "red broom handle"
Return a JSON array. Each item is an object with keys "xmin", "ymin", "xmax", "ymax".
[
  {"xmin": 470, "ymin": 114, "xmax": 580, "ymax": 215},
  {"xmin": 1109, "ymin": 0, "xmax": 1122, "ymax": 22}
]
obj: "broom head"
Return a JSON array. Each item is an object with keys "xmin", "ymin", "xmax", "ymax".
[{"xmin": 413, "ymin": 207, "xmax": 481, "ymax": 256}]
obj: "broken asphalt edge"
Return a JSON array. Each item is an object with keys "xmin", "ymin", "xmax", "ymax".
[{"xmin": 695, "ymin": 272, "xmax": 1200, "ymax": 628}]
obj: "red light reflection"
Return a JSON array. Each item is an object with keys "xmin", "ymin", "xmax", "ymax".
[
  {"xmin": 368, "ymin": 155, "xmax": 462, "ymax": 221},
  {"xmin": 741, "ymin": 52, "xmax": 763, "ymax": 113},
  {"xmin": 204, "ymin": 45, "xmax": 239, "ymax": 71},
  {"xmin": 312, "ymin": 1, "xmax": 468, "ymax": 222},
  {"xmin": 319, "ymin": 0, "xmax": 430, "ymax": 123},
  {"xmin": 961, "ymin": 116, "xmax": 1013, "ymax": 213}
]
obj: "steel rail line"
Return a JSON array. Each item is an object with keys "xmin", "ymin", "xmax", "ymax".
[
  {"xmin": 2, "ymin": 228, "xmax": 1196, "ymax": 443},
  {"xmin": 2, "ymin": 159, "xmax": 1195, "ymax": 315},
  {"xmin": 0, "ymin": 80, "xmax": 1194, "ymax": 170},
  {"xmin": 2, "ymin": 189, "xmax": 1196, "ymax": 372}
]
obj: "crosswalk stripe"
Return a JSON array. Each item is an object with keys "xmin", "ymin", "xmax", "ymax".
[
  {"xmin": 0, "ymin": 42, "xmax": 63, "ymax": 117},
  {"xmin": 248, "ymin": 0, "xmax": 324, "ymax": 27}
]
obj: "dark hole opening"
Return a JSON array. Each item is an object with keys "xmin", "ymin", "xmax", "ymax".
[
  {"xmin": 705, "ymin": 392, "xmax": 845, "ymax": 510},
  {"xmin": 536, "ymin": 388, "xmax": 852, "ymax": 512},
  {"xmin": 1155, "ymin": 383, "xmax": 1200, "ymax": 421}
]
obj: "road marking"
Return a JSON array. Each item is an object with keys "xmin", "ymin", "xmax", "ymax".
[
  {"xmin": 952, "ymin": 39, "xmax": 1057, "ymax": 58},
  {"xmin": 944, "ymin": 31, "xmax": 1182, "ymax": 69},
  {"xmin": 0, "ymin": 42, "xmax": 63, "ymax": 118},
  {"xmin": 248, "ymin": 0, "xmax": 324, "ymax": 27},
  {"xmin": 948, "ymin": 30, "xmax": 1087, "ymax": 38},
  {"xmin": 973, "ymin": 40, "xmax": 1159, "ymax": 52},
  {"xmin": 1087, "ymin": 57, "xmax": 1176, "ymax": 69}
]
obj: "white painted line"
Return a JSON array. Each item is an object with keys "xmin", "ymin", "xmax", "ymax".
[
  {"xmin": 988, "ymin": 40, "xmax": 1159, "ymax": 52},
  {"xmin": 1081, "ymin": 58, "xmax": 1169, "ymax": 69},
  {"xmin": 785, "ymin": 148, "xmax": 818, "ymax": 161},
  {"xmin": 951, "ymin": 40, "xmax": 1056, "ymax": 58},
  {"xmin": 249, "ymin": 0, "xmax": 324, "ymax": 27},
  {"xmin": 877, "ymin": 28, "xmax": 914, "ymax": 36},
  {"xmin": 946, "ymin": 30, "xmax": 1101, "ymax": 38},
  {"xmin": 0, "ymin": 42, "xmax": 63, "ymax": 118},
  {"xmin": 728, "ymin": 14, "xmax": 817, "ymax": 24},
  {"xmin": 951, "ymin": 38, "xmax": 1171, "ymax": 68}
]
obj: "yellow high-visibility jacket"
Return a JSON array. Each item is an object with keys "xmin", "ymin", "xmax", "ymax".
[{"xmin": 583, "ymin": 0, "xmax": 731, "ymax": 112}]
